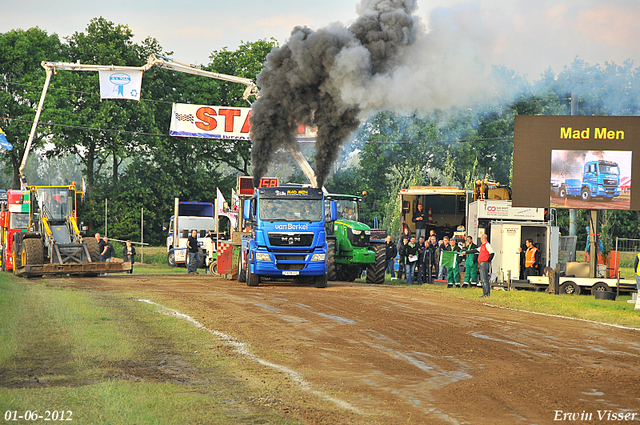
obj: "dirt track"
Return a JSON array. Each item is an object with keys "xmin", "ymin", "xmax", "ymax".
[{"xmin": 68, "ymin": 274, "xmax": 640, "ymax": 424}]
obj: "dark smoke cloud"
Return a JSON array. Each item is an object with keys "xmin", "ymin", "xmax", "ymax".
[{"xmin": 251, "ymin": 0, "xmax": 418, "ymax": 188}]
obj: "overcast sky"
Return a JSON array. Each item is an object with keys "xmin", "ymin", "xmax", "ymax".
[{"xmin": 2, "ymin": 0, "xmax": 638, "ymax": 80}]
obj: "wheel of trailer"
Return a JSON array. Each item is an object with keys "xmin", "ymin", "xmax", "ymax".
[
  {"xmin": 167, "ymin": 249, "xmax": 176, "ymax": 267},
  {"xmin": 22, "ymin": 238, "xmax": 44, "ymax": 266},
  {"xmin": 559, "ymin": 281, "xmax": 581, "ymax": 295},
  {"xmin": 85, "ymin": 237, "xmax": 100, "ymax": 262},
  {"xmin": 327, "ymin": 238, "xmax": 337, "ymax": 281},
  {"xmin": 209, "ymin": 260, "xmax": 217, "ymax": 275},
  {"xmin": 581, "ymin": 187, "xmax": 591, "ymax": 201},
  {"xmin": 338, "ymin": 265, "xmax": 361, "ymax": 282},
  {"xmin": 246, "ymin": 265, "xmax": 259, "ymax": 287},
  {"xmin": 559, "ymin": 186, "xmax": 567, "ymax": 199},
  {"xmin": 366, "ymin": 243, "xmax": 386, "ymax": 284},
  {"xmin": 314, "ymin": 273, "xmax": 328, "ymax": 288},
  {"xmin": 590, "ymin": 281, "xmax": 611, "ymax": 295}
]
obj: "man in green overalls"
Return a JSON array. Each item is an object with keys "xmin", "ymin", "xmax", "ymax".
[
  {"xmin": 462, "ymin": 236, "xmax": 478, "ymax": 288},
  {"xmin": 447, "ymin": 238, "xmax": 462, "ymax": 287}
]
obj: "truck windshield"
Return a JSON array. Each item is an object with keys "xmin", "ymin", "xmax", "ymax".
[
  {"xmin": 36, "ymin": 188, "xmax": 71, "ymax": 221},
  {"xmin": 600, "ymin": 165, "xmax": 619, "ymax": 175},
  {"xmin": 335, "ymin": 200, "xmax": 358, "ymax": 221},
  {"xmin": 260, "ymin": 199, "xmax": 323, "ymax": 222}
]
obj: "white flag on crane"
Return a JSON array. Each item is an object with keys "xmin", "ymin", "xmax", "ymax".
[{"xmin": 98, "ymin": 70, "xmax": 143, "ymax": 100}]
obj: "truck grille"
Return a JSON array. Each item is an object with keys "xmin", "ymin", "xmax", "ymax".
[
  {"xmin": 603, "ymin": 179, "xmax": 617, "ymax": 185},
  {"xmin": 268, "ymin": 232, "xmax": 314, "ymax": 247},
  {"xmin": 275, "ymin": 254, "xmax": 307, "ymax": 261},
  {"xmin": 276, "ymin": 263, "xmax": 305, "ymax": 271}
]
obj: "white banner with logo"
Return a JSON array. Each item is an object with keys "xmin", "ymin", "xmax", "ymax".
[
  {"xmin": 170, "ymin": 103, "xmax": 252, "ymax": 140},
  {"xmin": 98, "ymin": 70, "xmax": 143, "ymax": 100}
]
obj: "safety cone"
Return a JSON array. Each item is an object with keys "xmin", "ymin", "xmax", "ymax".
[{"xmin": 564, "ymin": 196, "xmax": 568, "ymax": 207}]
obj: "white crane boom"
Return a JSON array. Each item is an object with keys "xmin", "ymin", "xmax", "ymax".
[{"xmin": 21, "ymin": 55, "xmax": 322, "ymax": 192}]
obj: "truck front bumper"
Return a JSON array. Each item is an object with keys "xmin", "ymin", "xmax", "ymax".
[{"xmin": 250, "ymin": 248, "xmax": 327, "ymax": 277}]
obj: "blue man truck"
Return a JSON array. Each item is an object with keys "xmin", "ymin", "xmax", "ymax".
[
  {"xmin": 559, "ymin": 160, "xmax": 620, "ymax": 202},
  {"xmin": 242, "ymin": 185, "xmax": 336, "ymax": 287}
]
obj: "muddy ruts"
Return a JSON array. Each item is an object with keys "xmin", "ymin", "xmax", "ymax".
[{"xmin": 250, "ymin": 0, "xmax": 418, "ymax": 188}]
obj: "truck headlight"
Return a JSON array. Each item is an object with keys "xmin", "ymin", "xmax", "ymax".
[
  {"xmin": 352, "ymin": 229, "xmax": 362, "ymax": 235},
  {"xmin": 310, "ymin": 253, "xmax": 326, "ymax": 261},
  {"xmin": 256, "ymin": 253, "xmax": 270, "ymax": 261}
]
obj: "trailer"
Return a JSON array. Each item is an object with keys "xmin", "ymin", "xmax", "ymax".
[{"xmin": 526, "ymin": 275, "xmax": 636, "ymax": 296}]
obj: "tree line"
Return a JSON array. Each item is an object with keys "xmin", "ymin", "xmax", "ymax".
[{"xmin": 1, "ymin": 18, "xmax": 639, "ymax": 247}]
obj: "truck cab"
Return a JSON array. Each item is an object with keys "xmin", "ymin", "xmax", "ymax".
[
  {"xmin": 560, "ymin": 160, "xmax": 620, "ymax": 201},
  {"xmin": 582, "ymin": 160, "xmax": 620, "ymax": 201},
  {"xmin": 167, "ymin": 200, "xmax": 218, "ymax": 273},
  {"xmin": 242, "ymin": 186, "xmax": 336, "ymax": 287}
]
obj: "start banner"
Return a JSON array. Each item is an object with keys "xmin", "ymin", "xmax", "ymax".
[{"xmin": 170, "ymin": 103, "xmax": 251, "ymax": 140}]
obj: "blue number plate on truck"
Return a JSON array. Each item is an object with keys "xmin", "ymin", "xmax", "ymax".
[{"xmin": 283, "ymin": 271, "xmax": 299, "ymax": 276}]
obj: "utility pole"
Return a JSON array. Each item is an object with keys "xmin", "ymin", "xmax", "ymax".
[{"xmin": 569, "ymin": 93, "xmax": 578, "ymax": 246}]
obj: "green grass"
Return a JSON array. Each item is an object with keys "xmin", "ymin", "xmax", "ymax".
[
  {"xmin": 377, "ymin": 272, "xmax": 640, "ymax": 328},
  {"xmin": 0, "ymin": 274, "xmax": 302, "ymax": 425}
]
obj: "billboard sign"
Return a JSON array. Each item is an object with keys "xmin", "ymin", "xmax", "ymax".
[{"xmin": 513, "ymin": 116, "xmax": 640, "ymax": 211}]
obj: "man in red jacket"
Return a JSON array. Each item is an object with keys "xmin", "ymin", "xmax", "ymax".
[{"xmin": 463, "ymin": 233, "xmax": 494, "ymax": 298}]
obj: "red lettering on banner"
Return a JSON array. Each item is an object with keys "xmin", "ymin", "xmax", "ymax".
[
  {"xmin": 219, "ymin": 109, "xmax": 241, "ymax": 132},
  {"xmin": 241, "ymin": 111, "xmax": 252, "ymax": 133},
  {"xmin": 195, "ymin": 107, "xmax": 217, "ymax": 131}
]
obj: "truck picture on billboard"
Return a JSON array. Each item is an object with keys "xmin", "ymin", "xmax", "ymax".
[{"xmin": 550, "ymin": 150, "xmax": 631, "ymax": 210}]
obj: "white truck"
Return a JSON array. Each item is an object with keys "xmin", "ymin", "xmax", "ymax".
[{"xmin": 167, "ymin": 198, "xmax": 218, "ymax": 273}]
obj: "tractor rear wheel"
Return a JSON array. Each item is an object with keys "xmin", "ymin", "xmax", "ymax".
[
  {"xmin": 366, "ymin": 243, "xmax": 386, "ymax": 284},
  {"xmin": 22, "ymin": 238, "xmax": 44, "ymax": 266},
  {"xmin": 327, "ymin": 239, "xmax": 337, "ymax": 281},
  {"xmin": 86, "ymin": 237, "xmax": 101, "ymax": 262}
]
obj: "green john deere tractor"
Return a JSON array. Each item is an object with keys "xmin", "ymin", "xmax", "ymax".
[{"xmin": 325, "ymin": 194, "xmax": 386, "ymax": 284}]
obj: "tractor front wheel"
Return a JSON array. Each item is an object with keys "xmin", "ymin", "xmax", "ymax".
[{"xmin": 366, "ymin": 243, "xmax": 386, "ymax": 284}]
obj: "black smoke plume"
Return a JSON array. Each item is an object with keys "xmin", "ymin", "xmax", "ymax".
[{"xmin": 251, "ymin": 0, "xmax": 418, "ymax": 188}]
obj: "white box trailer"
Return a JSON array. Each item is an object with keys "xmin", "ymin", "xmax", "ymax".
[
  {"xmin": 489, "ymin": 221, "xmax": 560, "ymax": 283},
  {"xmin": 466, "ymin": 200, "xmax": 556, "ymax": 283}
]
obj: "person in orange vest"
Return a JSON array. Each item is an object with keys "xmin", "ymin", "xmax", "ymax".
[{"xmin": 518, "ymin": 239, "xmax": 541, "ymax": 279}]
